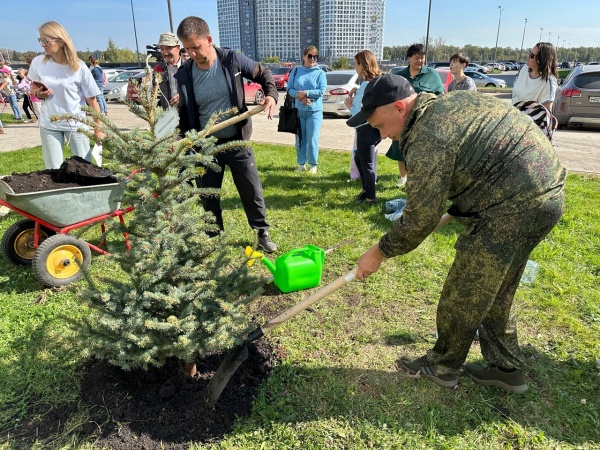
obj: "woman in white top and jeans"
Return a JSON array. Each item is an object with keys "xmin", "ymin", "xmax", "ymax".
[
  {"xmin": 512, "ymin": 42, "xmax": 558, "ymax": 111},
  {"xmin": 28, "ymin": 21, "xmax": 104, "ymax": 169}
]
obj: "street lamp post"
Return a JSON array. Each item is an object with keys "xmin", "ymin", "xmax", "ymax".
[
  {"xmin": 518, "ymin": 18, "xmax": 527, "ymax": 62},
  {"xmin": 539, "ymin": 28, "xmax": 543, "ymax": 42},
  {"xmin": 492, "ymin": 6, "xmax": 503, "ymax": 69},
  {"xmin": 556, "ymin": 35, "xmax": 560, "ymax": 48},
  {"xmin": 167, "ymin": 0, "xmax": 174, "ymax": 33},
  {"xmin": 548, "ymin": 32, "xmax": 551, "ymax": 42},
  {"xmin": 130, "ymin": 0, "xmax": 141, "ymax": 67},
  {"xmin": 424, "ymin": 0, "xmax": 432, "ymax": 63}
]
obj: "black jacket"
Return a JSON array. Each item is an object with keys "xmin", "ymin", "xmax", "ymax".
[{"xmin": 175, "ymin": 47, "xmax": 278, "ymax": 140}]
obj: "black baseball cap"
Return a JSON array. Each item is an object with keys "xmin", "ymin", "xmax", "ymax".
[{"xmin": 346, "ymin": 74, "xmax": 415, "ymax": 127}]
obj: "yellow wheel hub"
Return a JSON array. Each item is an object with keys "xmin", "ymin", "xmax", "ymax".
[{"xmin": 45, "ymin": 244, "xmax": 84, "ymax": 279}]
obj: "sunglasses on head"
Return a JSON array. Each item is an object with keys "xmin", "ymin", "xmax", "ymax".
[
  {"xmin": 529, "ymin": 52, "xmax": 536, "ymax": 59},
  {"xmin": 307, "ymin": 54, "xmax": 318, "ymax": 60},
  {"xmin": 38, "ymin": 37, "xmax": 58, "ymax": 45}
]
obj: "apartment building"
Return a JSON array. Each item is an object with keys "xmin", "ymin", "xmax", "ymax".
[{"xmin": 216, "ymin": 0, "xmax": 386, "ymax": 63}]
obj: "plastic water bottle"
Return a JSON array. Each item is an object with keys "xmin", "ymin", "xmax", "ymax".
[{"xmin": 520, "ymin": 260, "xmax": 539, "ymax": 284}]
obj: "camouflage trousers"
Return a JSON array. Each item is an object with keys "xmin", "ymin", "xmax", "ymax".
[{"xmin": 426, "ymin": 192, "xmax": 565, "ymax": 373}]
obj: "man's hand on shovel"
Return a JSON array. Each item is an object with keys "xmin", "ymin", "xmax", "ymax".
[{"xmin": 356, "ymin": 243, "xmax": 386, "ymax": 279}]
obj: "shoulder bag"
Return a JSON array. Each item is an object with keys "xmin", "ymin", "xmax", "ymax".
[{"xmin": 277, "ymin": 69, "xmax": 299, "ymax": 134}]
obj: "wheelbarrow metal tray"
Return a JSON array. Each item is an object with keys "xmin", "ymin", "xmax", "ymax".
[{"xmin": 0, "ymin": 179, "xmax": 124, "ymax": 227}]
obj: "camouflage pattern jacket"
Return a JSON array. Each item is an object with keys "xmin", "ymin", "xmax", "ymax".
[{"xmin": 379, "ymin": 91, "xmax": 566, "ymax": 258}]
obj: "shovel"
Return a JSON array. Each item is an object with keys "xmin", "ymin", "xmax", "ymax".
[
  {"xmin": 206, "ymin": 104, "xmax": 266, "ymax": 135},
  {"xmin": 205, "ymin": 266, "xmax": 358, "ymax": 407}
]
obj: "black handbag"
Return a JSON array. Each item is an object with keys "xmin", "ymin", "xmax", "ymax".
[
  {"xmin": 277, "ymin": 68, "xmax": 299, "ymax": 134},
  {"xmin": 277, "ymin": 93, "xmax": 299, "ymax": 134}
]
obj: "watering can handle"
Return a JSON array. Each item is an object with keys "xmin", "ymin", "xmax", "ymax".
[
  {"xmin": 261, "ymin": 267, "xmax": 357, "ymax": 334},
  {"xmin": 206, "ymin": 104, "xmax": 266, "ymax": 136}
]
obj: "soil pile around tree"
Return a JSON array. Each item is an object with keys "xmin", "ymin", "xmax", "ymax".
[
  {"xmin": 7, "ymin": 342, "xmax": 275, "ymax": 449},
  {"xmin": 3, "ymin": 157, "xmax": 116, "ymax": 194}
]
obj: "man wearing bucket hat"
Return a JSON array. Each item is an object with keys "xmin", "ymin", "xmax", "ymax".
[
  {"xmin": 153, "ymin": 32, "xmax": 182, "ymax": 109},
  {"xmin": 349, "ymin": 74, "xmax": 566, "ymax": 394}
]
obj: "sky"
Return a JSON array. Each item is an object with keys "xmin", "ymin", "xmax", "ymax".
[{"xmin": 1, "ymin": 0, "xmax": 600, "ymax": 56}]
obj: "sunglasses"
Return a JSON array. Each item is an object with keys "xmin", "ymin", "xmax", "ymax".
[
  {"xmin": 307, "ymin": 54, "xmax": 318, "ymax": 60},
  {"xmin": 38, "ymin": 38, "xmax": 58, "ymax": 45},
  {"xmin": 529, "ymin": 52, "xmax": 536, "ymax": 59}
]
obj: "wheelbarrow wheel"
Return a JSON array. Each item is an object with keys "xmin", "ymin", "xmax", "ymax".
[
  {"xmin": 1, "ymin": 219, "xmax": 55, "ymax": 265},
  {"xmin": 32, "ymin": 234, "xmax": 91, "ymax": 287}
]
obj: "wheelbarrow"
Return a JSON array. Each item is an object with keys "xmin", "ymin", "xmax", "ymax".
[
  {"xmin": 0, "ymin": 177, "xmax": 133, "ymax": 287},
  {"xmin": 0, "ymin": 104, "xmax": 269, "ymax": 287}
]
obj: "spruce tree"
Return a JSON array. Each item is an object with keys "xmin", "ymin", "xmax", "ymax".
[{"xmin": 61, "ymin": 70, "xmax": 265, "ymax": 375}]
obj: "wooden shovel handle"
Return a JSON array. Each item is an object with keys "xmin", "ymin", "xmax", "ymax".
[
  {"xmin": 206, "ymin": 104, "xmax": 266, "ymax": 135},
  {"xmin": 261, "ymin": 268, "xmax": 357, "ymax": 334}
]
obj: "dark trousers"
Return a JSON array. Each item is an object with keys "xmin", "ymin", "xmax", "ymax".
[
  {"xmin": 22, "ymin": 95, "xmax": 34, "ymax": 120},
  {"xmin": 196, "ymin": 136, "xmax": 269, "ymax": 235},
  {"xmin": 354, "ymin": 124, "xmax": 381, "ymax": 200},
  {"xmin": 425, "ymin": 193, "xmax": 565, "ymax": 374}
]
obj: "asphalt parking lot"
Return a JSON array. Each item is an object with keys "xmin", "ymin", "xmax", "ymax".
[{"xmin": 1, "ymin": 93, "xmax": 598, "ymax": 174}]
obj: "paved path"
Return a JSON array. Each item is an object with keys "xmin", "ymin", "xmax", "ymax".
[{"xmin": 1, "ymin": 96, "xmax": 599, "ymax": 174}]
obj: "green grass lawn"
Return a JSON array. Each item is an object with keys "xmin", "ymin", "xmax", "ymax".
[{"xmin": 0, "ymin": 144, "xmax": 599, "ymax": 449}]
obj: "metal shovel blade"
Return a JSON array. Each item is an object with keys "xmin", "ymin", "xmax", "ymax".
[{"xmin": 205, "ymin": 344, "xmax": 249, "ymax": 407}]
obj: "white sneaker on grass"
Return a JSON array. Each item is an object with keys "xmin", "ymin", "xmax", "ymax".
[
  {"xmin": 295, "ymin": 164, "xmax": 306, "ymax": 172},
  {"xmin": 397, "ymin": 176, "xmax": 407, "ymax": 188},
  {"xmin": 309, "ymin": 165, "xmax": 318, "ymax": 174}
]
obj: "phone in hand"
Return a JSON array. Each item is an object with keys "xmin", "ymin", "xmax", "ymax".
[{"xmin": 32, "ymin": 81, "xmax": 49, "ymax": 92}]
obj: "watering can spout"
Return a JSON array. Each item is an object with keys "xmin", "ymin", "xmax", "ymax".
[{"xmin": 262, "ymin": 257, "xmax": 277, "ymax": 275}]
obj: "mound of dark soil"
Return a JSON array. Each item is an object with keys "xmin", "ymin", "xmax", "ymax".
[
  {"xmin": 7, "ymin": 342, "xmax": 274, "ymax": 449},
  {"xmin": 3, "ymin": 157, "xmax": 116, "ymax": 194}
]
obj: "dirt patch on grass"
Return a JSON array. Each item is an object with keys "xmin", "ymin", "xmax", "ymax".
[{"xmin": 6, "ymin": 341, "xmax": 274, "ymax": 449}]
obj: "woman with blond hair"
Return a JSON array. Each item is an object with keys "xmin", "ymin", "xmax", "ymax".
[
  {"xmin": 345, "ymin": 50, "xmax": 382, "ymax": 205},
  {"xmin": 28, "ymin": 21, "xmax": 103, "ymax": 169}
]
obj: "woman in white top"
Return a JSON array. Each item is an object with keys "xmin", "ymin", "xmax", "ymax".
[
  {"xmin": 512, "ymin": 42, "xmax": 558, "ymax": 111},
  {"xmin": 28, "ymin": 21, "xmax": 104, "ymax": 169}
]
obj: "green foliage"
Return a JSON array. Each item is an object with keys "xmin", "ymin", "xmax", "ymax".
[
  {"xmin": 56, "ymin": 70, "xmax": 265, "ymax": 369},
  {"xmin": 262, "ymin": 56, "xmax": 281, "ymax": 64},
  {"xmin": 332, "ymin": 57, "xmax": 351, "ymax": 70}
]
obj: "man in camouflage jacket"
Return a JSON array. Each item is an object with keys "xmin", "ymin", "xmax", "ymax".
[{"xmin": 347, "ymin": 74, "xmax": 565, "ymax": 394}]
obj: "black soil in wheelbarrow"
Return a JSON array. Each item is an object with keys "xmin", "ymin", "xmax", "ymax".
[
  {"xmin": 4, "ymin": 156, "xmax": 116, "ymax": 194},
  {"xmin": 8, "ymin": 341, "xmax": 276, "ymax": 449}
]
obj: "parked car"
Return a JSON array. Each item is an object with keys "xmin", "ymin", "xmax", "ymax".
[
  {"xmin": 427, "ymin": 62, "xmax": 450, "ymax": 69},
  {"xmin": 126, "ymin": 71, "xmax": 150, "ymax": 103},
  {"xmin": 484, "ymin": 63, "xmax": 505, "ymax": 71},
  {"xmin": 389, "ymin": 66, "xmax": 407, "ymax": 75},
  {"xmin": 271, "ymin": 67, "xmax": 293, "ymax": 90},
  {"xmin": 318, "ymin": 64, "xmax": 332, "ymax": 72},
  {"xmin": 464, "ymin": 70, "xmax": 507, "ymax": 88},
  {"xmin": 322, "ymin": 70, "xmax": 361, "ymax": 117},
  {"xmin": 553, "ymin": 64, "xmax": 600, "ymax": 129},
  {"xmin": 467, "ymin": 63, "xmax": 490, "ymax": 73},
  {"xmin": 102, "ymin": 68, "xmax": 125, "ymax": 80},
  {"xmin": 105, "ymin": 69, "xmax": 145, "ymax": 102},
  {"xmin": 243, "ymin": 79, "xmax": 265, "ymax": 104},
  {"xmin": 435, "ymin": 68, "xmax": 453, "ymax": 93}
]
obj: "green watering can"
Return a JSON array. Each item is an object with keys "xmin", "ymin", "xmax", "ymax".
[{"xmin": 245, "ymin": 244, "xmax": 325, "ymax": 293}]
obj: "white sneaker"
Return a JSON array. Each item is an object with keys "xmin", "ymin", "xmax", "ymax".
[
  {"xmin": 309, "ymin": 165, "xmax": 318, "ymax": 174},
  {"xmin": 396, "ymin": 176, "xmax": 407, "ymax": 188},
  {"xmin": 295, "ymin": 164, "xmax": 306, "ymax": 172}
]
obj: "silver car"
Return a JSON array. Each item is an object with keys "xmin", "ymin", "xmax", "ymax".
[
  {"xmin": 103, "ymin": 69, "xmax": 145, "ymax": 102},
  {"xmin": 464, "ymin": 70, "xmax": 507, "ymax": 88},
  {"xmin": 553, "ymin": 64, "xmax": 600, "ymax": 129},
  {"xmin": 322, "ymin": 70, "xmax": 362, "ymax": 117}
]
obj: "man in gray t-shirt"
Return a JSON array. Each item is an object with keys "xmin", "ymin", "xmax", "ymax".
[{"xmin": 175, "ymin": 16, "xmax": 279, "ymax": 253}]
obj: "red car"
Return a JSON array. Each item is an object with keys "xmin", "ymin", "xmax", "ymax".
[
  {"xmin": 435, "ymin": 68, "xmax": 454, "ymax": 93},
  {"xmin": 243, "ymin": 79, "xmax": 265, "ymax": 104},
  {"xmin": 271, "ymin": 67, "xmax": 293, "ymax": 90}
]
